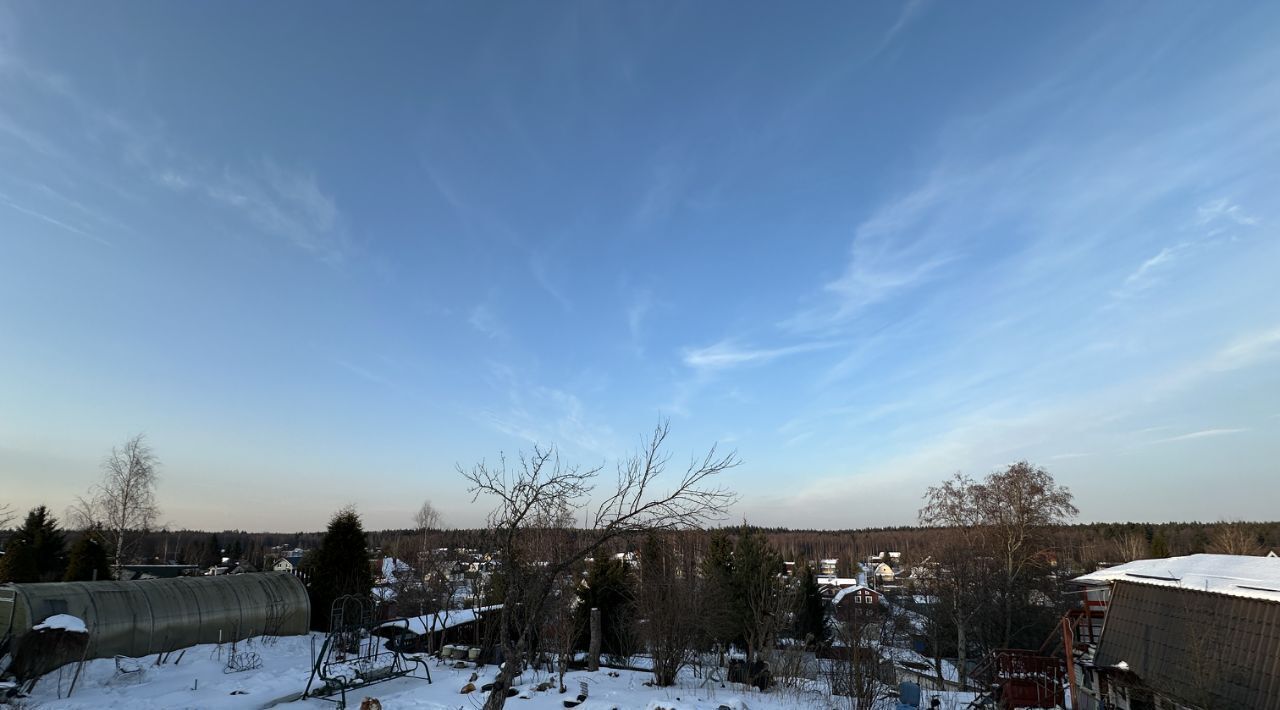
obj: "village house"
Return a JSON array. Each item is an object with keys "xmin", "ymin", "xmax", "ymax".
[
  {"xmin": 1067, "ymin": 554, "xmax": 1280, "ymax": 710},
  {"xmin": 816, "ymin": 575, "xmax": 863, "ymax": 600},
  {"xmin": 870, "ymin": 561, "xmax": 895, "ymax": 584},
  {"xmin": 273, "ymin": 553, "xmax": 305, "ymax": 573},
  {"xmin": 832, "ymin": 583, "xmax": 883, "ymax": 616}
]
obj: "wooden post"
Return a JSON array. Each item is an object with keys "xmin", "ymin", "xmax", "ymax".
[
  {"xmin": 587, "ymin": 608, "xmax": 601, "ymax": 672},
  {"xmin": 1062, "ymin": 615, "xmax": 1079, "ymax": 710}
]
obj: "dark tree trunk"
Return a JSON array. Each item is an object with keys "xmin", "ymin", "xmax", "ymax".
[{"xmin": 588, "ymin": 607, "xmax": 601, "ymax": 672}]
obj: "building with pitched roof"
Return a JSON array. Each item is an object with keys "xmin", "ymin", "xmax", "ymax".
[{"xmin": 1067, "ymin": 554, "xmax": 1280, "ymax": 710}]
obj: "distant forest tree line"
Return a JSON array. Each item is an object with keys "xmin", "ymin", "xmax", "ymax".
[{"xmin": 4, "ymin": 514, "xmax": 1278, "ymax": 582}]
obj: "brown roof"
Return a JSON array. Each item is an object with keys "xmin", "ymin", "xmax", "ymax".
[{"xmin": 1093, "ymin": 580, "xmax": 1280, "ymax": 709}]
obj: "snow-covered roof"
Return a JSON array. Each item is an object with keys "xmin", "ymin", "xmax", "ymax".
[
  {"xmin": 881, "ymin": 644, "xmax": 959, "ymax": 683},
  {"xmin": 33, "ymin": 614, "xmax": 87, "ymax": 634},
  {"xmin": 816, "ymin": 576, "xmax": 860, "ymax": 587},
  {"xmin": 1072, "ymin": 554, "xmax": 1280, "ymax": 603},
  {"xmin": 831, "ymin": 584, "xmax": 880, "ymax": 606},
  {"xmin": 381, "ymin": 557, "xmax": 411, "ymax": 579},
  {"xmin": 378, "ymin": 605, "xmax": 502, "ymax": 637}
]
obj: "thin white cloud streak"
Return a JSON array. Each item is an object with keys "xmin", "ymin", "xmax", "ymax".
[
  {"xmin": 528, "ymin": 251, "xmax": 571, "ymax": 311},
  {"xmin": 1206, "ymin": 327, "xmax": 1280, "ymax": 373},
  {"xmin": 1147, "ymin": 428, "xmax": 1248, "ymax": 445},
  {"xmin": 627, "ymin": 289, "xmax": 653, "ymax": 355},
  {"xmin": 869, "ymin": 0, "xmax": 929, "ymax": 59},
  {"xmin": 682, "ymin": 340, "xmax": 836, "ymax": 371},
  {"xmin": 335, "ymin": 359, "xmax": 390, "ymax": 387},
  {"xmin": 1197, "ymin": 198, "xmax": 1258, "ymax": 226},
  {"xmin": 1154, "ymin": 325, "xmax": 1280, "ymax": 394},
  {"xmin": 1121, "ymin": 244, "xmax": 1186, "ymax": 290},
  {"xmin": 0, "ymin": 193, "xmax": 110, "ymax": 246}
]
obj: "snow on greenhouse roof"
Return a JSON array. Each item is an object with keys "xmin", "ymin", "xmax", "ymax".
[
  {"xmin": 33, "ymin": 614, "xmax": 87, "ymax": 633},
  {"xmin": 1072, "ymin": 554, "xmax": 1280, "ymax": 603}
]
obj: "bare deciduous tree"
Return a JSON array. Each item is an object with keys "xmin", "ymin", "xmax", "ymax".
[
  {"xmin": 0, "ymin": 503, "xmax": 14, "ymax": 530},
  {"xmin": 1113, "ymin": 531, "xmax": 1149, "ymax": 562},
  {"xmin": 1207, "ymin": 520, "xmax": 1261, "ymax": 555},
  {"xmin": 918, "ymin": 473, "xmax": 985, "ymax": 687},
  {"xmin": 71, "ymin": 433, "xmax": 160, "ymax": 571},
  {"xmin": 414, "ymin": 499, "xmax": 440, "ymax": 534},
  {"xmin": 637, "ymin": 531, "xmax": 702, "ymax": 686},
  {"xmin": 396, "ymin": 500, "xmax": 451, "ymax": 620},
  {"xmin": 827, "ymin": 601, "xmax": 883, "ymax": 709},
  {"xmin": 920, "ymin": 462, "xmax": 1076, "ymax": 674},
  {"xmin": 462, "ymin": 420, "xmax": 738, "ymax": 710},
  {"xmin": 542, "ymin": 572, "xmax": 585, "ymax": 693}
]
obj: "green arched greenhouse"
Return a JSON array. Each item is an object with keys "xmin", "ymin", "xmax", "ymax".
[{"xmin": 0, "ymin": 572, "xmax": 310, "ymax": 661}]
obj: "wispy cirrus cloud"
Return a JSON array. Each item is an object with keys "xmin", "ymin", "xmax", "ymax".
[
  {"xmin": 467, "ymin": 304, "xmax": 505, "ymax": 339},
  {"xmin": 1205, "ymin": 326, "xmax": 1280, "ymax": 373},
  {"xmin": 783, "ymin": 173, "xmax": 967, "ymax": 334},
  {"xmin": 478, "ymin": 361, "xmax": 617, "ymax": 458},
  {"xmin": 334, "ymin": 359, "xmax": 390, "ymax": 387},
  {"xmin": 1197, "ymin": 198, "xmax": 1257, "ymax": 227},
  {"xmin": 2, "ymin": 48, "xmax": 351, "ymax": 264},
  {"xmin": 157, "ymin": 161, "xmax": 349, "ymax": 265},
  {"xmin": 528, "ymin": 250, "xmax": 571, "ymax": 311},
  {"xmin": 1147, "ymin": 427, "xmax": 1249, "ymax": 445},
  {"xmin": 0, "ymin": 191, "xmax": 110, "ymax": 246},
  {"xmin": 682, "ymin": 339, "xmax": 836, "ymax": 371},
  {"xmin": 1113, "ymin": 198, "xmax": 1258, "ymax": 300},
  {"xmin": 626, "ymin": 288, "xmax": 653, "ymax": 355},
  {"xmin": 869, "ymin": 0, "xmax": 929, "ymax": 60},
  {"xmin": 1114, "ymin": 242, "xmax": 1190, "ymax": 297}
]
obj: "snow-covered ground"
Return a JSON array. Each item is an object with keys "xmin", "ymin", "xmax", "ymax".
[{"xmin": 12, "ymin": 634, "xmax": 977, "ymax": 709}]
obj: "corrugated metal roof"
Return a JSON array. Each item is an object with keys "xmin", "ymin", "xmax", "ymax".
[
  {"xmin": 1072, "ymin": 554, "xmax": 1280, "ymax": 603},
  {"xmin": 1093, "ymin": 580, "xmax": 1280, "ymax": 709}
]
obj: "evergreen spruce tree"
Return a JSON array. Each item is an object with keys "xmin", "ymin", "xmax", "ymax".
[
  {"xmin": 793, "ymin": 562, "xmax": 827, "ymax": 646},
  {"xmin": 64, "ymin": 534, "xmax": 113, "ymax": 582},
  {"xmin": 309, "ymin": 507, "xmax": 374, "ymax": 630},
  {"xmin": 732, "ymin": 525, "xmax": 783, "ymax": 662},
  {"xmin": 203, "ymin": 533, "xmax": 222, "ymax": 568},
  {"xmin": 0, "ymin": 506, "xmax": 67, "ymax": 583},
  {"xmin": 1150, "ymin": 531, "xmax": 1170, "ymax": 558},
  {"xmin": 701, "ymin": 529, "xmax": 745, "ymax": 650},
  {"xmin": 575, "ymin": 556, "xmax": 636, "ymax": 659}
]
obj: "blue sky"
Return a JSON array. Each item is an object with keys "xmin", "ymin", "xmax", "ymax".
[{"xmin": 2, "ymin": 2, "xmax": 1278, "ymax": 532}]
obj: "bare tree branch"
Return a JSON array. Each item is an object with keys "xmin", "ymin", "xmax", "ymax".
[{"xmin": 462, "ymin": 419, "xmax": 739, "ymax": 710}]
